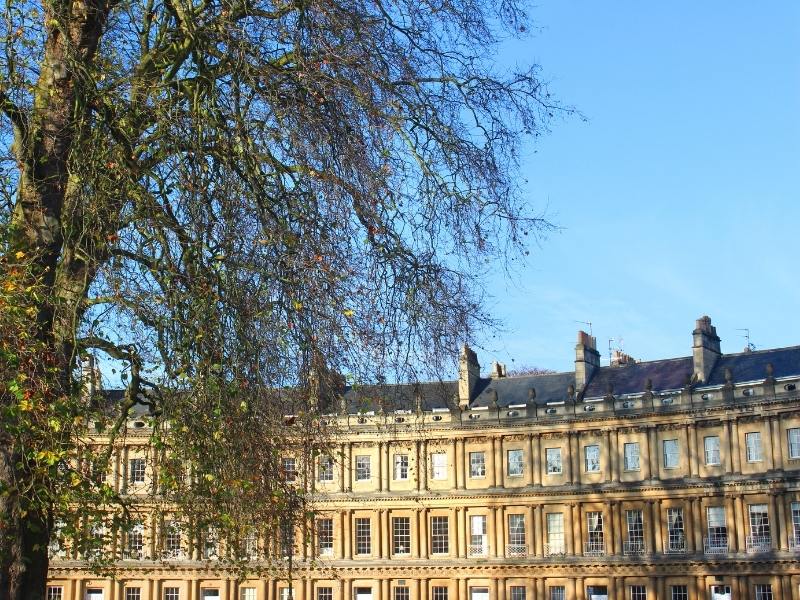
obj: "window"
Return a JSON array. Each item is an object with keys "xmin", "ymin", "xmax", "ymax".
[
  {"xmin": 126, "ymin": 589, "xmax": 142, "ymax": 600},
  {"xmin": 666, "ymin": 508, "xmax": 685, "ymax": 552},
  {"xmin": 282, "ymin": 457, "xmax": 297, "ymax": 482},
  {"xmin": 470, "ymin": 588, "xmax": 489, "ymax": 600},
  {"xmin": 392, "ymin": 517, "xmax": 411, "ymax": 554},
  {"xmin": 545, "ymin": 513, "xmax": 564, "ymax": 554},
  {"xmin": 126, "ymin": 522, "xmax": 144, "ymax": 559},
  {"xmin": 394, "ymin": 455, "xmax": 409, "ymax": 480},
  {"xmin": 670, "ymin": 587, "xmax": 687, "ymax": 600},
  {"xmin": 508, "ymin": 514, "xmax": 526, "ymax": 550},
  {"xmin": 317, "ymin": 518, "xmax": 333, "ymax": 555},
  {"xmin": 623, "ymin": 443, "xmax": 640, "ymax": 471},
  {"xmin": 203, "ymin": 528, "xmax": 218, "ymax": 559},
  {"xmin": 165, "ymin": 588, "xmax": 180, "ymax": 600},
  {"xmin": 584, "ymin": 445, "xmax": 600, "ymax": 472},
  {"xmin": 788, "ymin": 428, "xmax": 800, "ymax": 459},
  {"xmin": 625, "ymin": 509, "xmax": 645, "ymax": 553},
  {"xmin": 791, "ymin": 502, "xmax": 800, "ymax": 543},
  {"xmin": 278, "ymin": 590, "xmax": 290, "ymax": 600},
  {"xmin": 662, "ymin": 439, "xmax": 679, "ymax": 469},
  {"xmin": 317, "ymin": 588, "xmax": 333, "ymax": 600},
  {"xmin": 546, "ymin": 448, "xmax": 562, "ymax": 474},
  {"xmin": 318, "ymin": 456, "xmax": 334, "ymax": 482},
  {"xmin": 704, "ymin": 436, "xmax": 721, "ymax": 465},
  {"xmin": 430, "ymin": 516, "xmax": 449, "ymax": 554},
  {"xmin": 432, "ymin": 588, "xmax": 448, "ymax": 600},
  {"xmin": 469, "ymin": 515, "xmax": 487, "ymax": 554},
  {"xmin": 629, "ymin": 586, "xmax": 646, "ymax": 600},
  {"xmin": 510, "ymin": 587, "xmax": 526, "ymax": 600},
  {"xmin": 549, "ymin": 587, "xmax": 565, "ymax": 600},
  {"xmin": 586, "ymin": 511, "xmax": 604, "ymax": 554},
  {"xmin": 469, "ymin": 452, "xmax": 486, "ymax": 478},
  {"xmin": 431, "ymin": 453, "xmax": 447, "ymax": 480},
  {"xmin": 47, "ymin": 587, "xmax": 63, "ymax": 600},
  {"xmin": 706, "ymin": 506, "xmax": 727, "ymax": 549},
  {"xmin": 748, "ymin": 504, "xmax": 770, "ymax": 538},
  {"xmin": 240, "ymin": 590, "xmax": 256, "ymax": 600},
  {"xmin": 507, "ymin": 449, "xmax": 524, "ymax": 477},
  {"xmin": 754, "ymin": 585, "xmax": 773, "ymax": 600},
  {"xmin": 355, "ymin": 455, "xmax": 371, "ymax": 481},
  {"xmin": 129, "ymin": 458, "xmax": 146, "ymax": 483},
  {"xmin": 745, "ymin": 432, "xmax": 763, "ymax": 462},
  {"xmin": 394, "ymin": 588, "xmax": 409, "ymax": 600},
  {"xmin": 163, "ymin": 521, "xmax": 182, "ymax": 557},
  {"xmin": 355, "ymin": 517, "xmax": 371, "ymax": 554}
]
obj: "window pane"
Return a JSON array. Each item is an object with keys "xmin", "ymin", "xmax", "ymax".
[
  {"xmin": 624, "ymin": 443, "xmax": 640, "ymax": 471},
  {"xmin": 704, "ymin": 436, "xmax": 721, "ymax": 465},
  {"xmin": 507, "ymin": 449, "xmax": 524, "ymax": 477},
  {"xmin": 788, "ymin": 428, "xmax": 800, "ymax": 459},
  {"xmin": 746, "ymin": 432, "xmax": 763, "ymax": 462},
  {"xmin": 355, "ymin": 456, "xmax": 371, "ymax": 480},
  {"xmin": 546, "ymin": 448, "xmax": 562, "ymax": 474},
  {"xmin": 392, "ymin": 517, "xmax": 411, "ymax": 554},
  {"xmin": 394, "ymin": 455, "xmax": 409, "ymax": 480},
  {"xmin": 431, "ymin": 453, "xmax": 448, "ymax": 480},
  {"xmin": 431, "ymin": 516, "xmax": 449, "ymax": 554},
  {"xmin": 584, "ymin": 445, "xmax": 600, "ymax": 472},
  {"xmin": 469, "ymin": 452, "xmax": 486, "ymax": 478},
  {"xmin": 355, "ymin": 518, "xmax": 371, "ymax": 554},
  {"xmin": 663, "ymin": 440, "xmax": 679, "ymax": 469}
]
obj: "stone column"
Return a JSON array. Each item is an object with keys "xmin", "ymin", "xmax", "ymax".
[
  {"xmin": 766, "ymin": 419, "xmax": 776, "ymax": 471},
  {"xmin": 612, "ymin": 429, "xmax": 621, "ymax": 482},
  {"xmin": 451, "ymin": 438, "xmax": 458, "ymax": 488},
  {"xmin": 488, "ymin": 507, "xmax": 498, "ymax": 557},
  {"xmin": 653, "ymin": 500, "xmax": 662, "ymax": 553},
  {"xmin": 535, "ymin": 505, "xmax": 544, "ymax": 557},
  {"xmin": 606, "ymin": 501, "xmax": 616, "ymax": 555},
  {"xmin": 420, "ymin": 440, "xmax": 429, "ymax": 491},
  {"xmin": 529, "ymin": 434, "xmax": 538, "ymax": 486},
  {"xmin": 641, "ymin": 428, "xmax": 652, "ymax": 481},
  {"xmin": 496, "ymin": 505, "xmax": 506, "ymax": 558},
  {"xmin": 731, "ymin": 420, "xmax": 741, "ymax": 474},
  {"xmin": 378, "ymin": 442, "xmax": 385, "ymax": 492},
  {"xmin": 776, "ymin": 492, "xmax": 788, "ymax": 551},
  {"xmin": 604, "ymin": 430, "xmax": 612, "ymax": 482},
  {"xmin": 462, "ymin": 508, "xmax": 469, "ymax": 558},
  {"xmin": 691, "ymin": 498, "xmax": 703, "ymax": 552},
  {"xmin": 415, "ymin": 441, "xmax": 422, "ymax": 491},
  {"xmin": 576, "ymin": 578, "xmax": 585, "ymax": 600},
  {"xmin": 378, "ymin": 510, "xmax": 387, "ymax": 558},
  {"xmin": 769, "ymin": 493, "xmax": 780, "ymax": 550},
  {"xmin": 455, "ymin": 507, "xmax": 464, "ymax": 558},
  {"xmin": 725, "ymin": 496, "xmax": 737, "ymax": 552},
  {"xmin": 684, "ymin": 499, "xmax": 694, "ymax": 553},
  {"xmin": 420, "ymin": 508, "xmax": 429, "ymax": 558},
  {"xmin": 487, "ymin": 438, "xmax": 497, "ymax": 488},
  {"xmin": 526, "ymin": 505, "xmax": 535, "ymax": 557},
  {"xmin": 773, "ymin": 415, "xmax": 785, "ymax": 470},
  {"xmin": 687, "ymin": 424, "xmax": 699, "ymax": 477},
  {"xmin": 345, "ymin": 443, "xmax": 353, "ymax": 492},
  {"xmin": 564, "ymin": 434, "xmax": 574, "ymax": 485},
  {"xmin": 457, "ymin": 439, "xmax": 466, "ymax": 489},
  {"xmin": 646, "ymin": 501, "xmax": 656, "ymax": 554},
  {"xmin": 648, "ymin": 428, "xmax": 659, "ymax": 479},
  {"xmin": 734, "ymin": 495, "xmax": 746, "ymax": 552},
  {"xmin": 572, "ymin": 503, "xmax": 582, "ymax": 556},
  {"xmin": 343, "ymin": 510, "xmax": 352, "ymax": 559},
  {"xmin": 494, "ymin": 436, "xmax": 504, "ymax": 488},
  {"xmin": 458, "ymin": 580, "xmax": 467, "ymax": 600}
]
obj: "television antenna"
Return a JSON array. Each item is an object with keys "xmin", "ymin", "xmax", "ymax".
[
  {"xmin": 574, "ymin": 320, "xmax": 593, "ymax": 336},
  {"xmin": 736, "ymin": 328, "xmax": 756, "ymax": 352}
]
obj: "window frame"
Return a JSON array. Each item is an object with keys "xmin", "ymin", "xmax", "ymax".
[
  {"xmin": 788, "ymin": 428, "xmax": 800, "ymax": 460},
  {"xmin": 354, "ymin": 455, "xmax": 371, "ymax": 481},
  {"xmin": 545, "ymin": 448, "xmax": 562, "ymax": 475},
  {"xmin": 507, "ymin": 448, "xmax": 524, "ymax": 477},
  {"xmin": 662, "ymin": 439, "xmax": 679, "ymax": 469},
  {"xmin": 430, "ymin": 452, "xmax": 448, "ymax": 480},
  {"xmin": 584, "ymin": 444, "xmax": 600, "ymax": 473},
  {"xmin": 469, "ymin": 451, "xmax": 486, "ymax": 478},
  {"xmin": 703, "ymin": 436, "xmax": 721, "ymax": 466},
  {"xmin": 430, "ymin": 516, "xmax": 449, "ymax": 555},
  {"xmin": 393, "ymin": 454, "xmax": 409, "ymax": 481},
  {"xmin": 392, "ymin": 516, "xmax": 411, "ymax": 555},
  {"xmin": 745, "ymin": 432, "xmax": 763, "ymax": 462},
  {"xmin": 318, "ymin": 455, "xmax": 335, "ymax": 482},
  {"xmin": 317, "ymin": 518, "xmax": 334, "ymax": 555},
  {"xmin": 623, "ymin": 442, "xmax": 640, "ymax": 471}
]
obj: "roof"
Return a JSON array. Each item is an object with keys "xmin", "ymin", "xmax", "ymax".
[
  {"xmin": 343, "ymin": 380, "xmax": 458, "ymax": 413},
  {"xmin": 471, "ymin": 371, "xmax": 576, "ymax": 408},
  {"xmin": 705, "ymin": 345, "xmax": 800, "ymax": 385},
  {"xmin": 583, "ymin": 357, "xmax": 694, "ymax": 398}
]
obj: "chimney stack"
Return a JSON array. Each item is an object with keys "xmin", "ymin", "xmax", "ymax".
[
  {"xmin": 490, "ymin": 361, "xmax": 507, "ymax": 378},
  {"xmin": 81, "ymin": 355, "xmax": 101, "ymax": 398},
  {"xmin": 575, "ymin": 331, "xmax": 600, "ymax": 391},
  {"xmin": 458, "ymin": 345, "xmax": 480, "ymax": 410},
  {"xmin": 692, "ymin": 315, "xmax": 721, "ymax": 383}
]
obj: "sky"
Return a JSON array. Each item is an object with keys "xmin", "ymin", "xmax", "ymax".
[{"xmin": 473, "ymin": 1, "xmax": 800, "ymax": 373}]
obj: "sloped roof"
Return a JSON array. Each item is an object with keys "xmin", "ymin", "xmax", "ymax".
[
  {"xmin": 471, "ymin": 371, "xmax": 575, "ymax": 408},
  {"xmin": 705, "ymin": 345, "xmax": 800, "ymax": 385},
  {"xmin": 583, "ymin": 356, "xmax": 694, "ymax": 398},
  {"xmin": 343, "ymin": 380, "xmax": 458, "ymax": 413}
]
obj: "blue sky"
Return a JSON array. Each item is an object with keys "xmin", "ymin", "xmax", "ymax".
[{"xmin": 474, "ymin": 1, "xmax": 800, "ymax": 373}]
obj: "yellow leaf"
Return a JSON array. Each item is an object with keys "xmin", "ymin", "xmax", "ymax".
[
  {"xmin": 343, "ymin": 309, "xmax": 354, "ymax": 318},
  {"xmin": 14, "ymin": 251, "xmax": 25, "ymax": 259}
]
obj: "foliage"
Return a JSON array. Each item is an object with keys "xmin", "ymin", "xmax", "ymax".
[{"xmin": 0, "ymin": 0, "xmax": 566, "ymax": 594}]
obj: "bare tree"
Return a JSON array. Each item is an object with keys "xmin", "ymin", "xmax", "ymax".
[{"xmin": 0, "ymin": 0, "xmax": 566, "ymax": 595}]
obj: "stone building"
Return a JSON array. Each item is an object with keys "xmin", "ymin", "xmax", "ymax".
[{"xmin": 47, "ymin": 316, "xmax": 800, "ymax": 600}]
